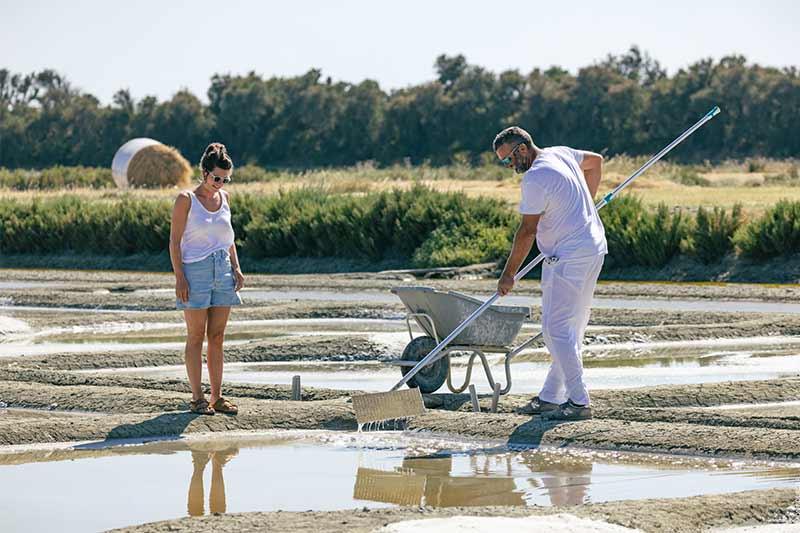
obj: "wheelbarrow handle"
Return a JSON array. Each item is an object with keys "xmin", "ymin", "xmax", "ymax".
[{"xmin": 390, "ymin": 106, "xmax": 721, "ymax": 392}]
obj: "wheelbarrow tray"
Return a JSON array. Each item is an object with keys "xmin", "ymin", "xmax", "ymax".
[{"xmin": 391, "ymin": 286, "xmax": 529, "ymax": 347}]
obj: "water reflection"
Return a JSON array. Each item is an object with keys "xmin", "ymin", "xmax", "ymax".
[
  {"xmin": 353, "ymin": 451, "xmax": 593, "ymax": 507},
  {"xmin": 186, "ymin": 445, "xmax": 238, "ymax": 517}
]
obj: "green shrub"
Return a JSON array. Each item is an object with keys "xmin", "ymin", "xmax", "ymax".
[
  {"xmin": 241, "ymin": 185, "xmax": 515, "ymax": 263},
  {"xmin": 0, "ymin": 166, "xmax": 114, "ymax": 190},
  {"xmin": 734, "ymin": 200, "xmax": 800, "ymax": 259},
  {"xmin": 688, "ymin": 205, "xmax": 743, "ymax": 263},
  {"xmin": 601, "ymin": 196, "xmax": 688, "ymax": 267},
  {"xmin": 411, "ymin": 222, "xmax": 512, "ymax": 268}
]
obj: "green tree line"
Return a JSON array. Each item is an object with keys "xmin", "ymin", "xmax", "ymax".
[{"xmin": 1, "ymin": 47, "xmax": 798, "ymax": 169}]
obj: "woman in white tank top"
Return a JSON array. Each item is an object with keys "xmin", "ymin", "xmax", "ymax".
[{"xmin": 169, "ymin": 143, "xmax": 244, "ymax": 416}]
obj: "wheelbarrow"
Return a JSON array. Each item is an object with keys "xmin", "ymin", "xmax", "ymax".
[{"xmin": 388, "ymin": 286, "xmax": 541, "ymax": 395}]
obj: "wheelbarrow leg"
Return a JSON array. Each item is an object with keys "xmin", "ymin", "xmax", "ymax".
[
  {"xmin": 446, "ymin": 349, "xmax": 499, "ymax": 395},
  {"xmin": 446, "ymin": 350, "xmax": 477, "ymax": 394},
  {"xmin": 498, "ymin": 331, "xmax": 544, "ymax": 395}
]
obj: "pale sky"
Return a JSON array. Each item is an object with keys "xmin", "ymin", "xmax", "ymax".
[{"xmin": 4, "ymin": 0, "xmax": 798, "ymax": 104}]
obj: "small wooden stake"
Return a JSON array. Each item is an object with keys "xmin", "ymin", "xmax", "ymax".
[
  {"xmin": 292, "ymin": 375, "xmax": 301, "ymax": 401},
  {"xmin": 469, "ymin": 384, "xmax": 480, "ymax": 413},
  {"xmin": 490, "ymin": 383, "xmax": 501, "ymax": 413}
]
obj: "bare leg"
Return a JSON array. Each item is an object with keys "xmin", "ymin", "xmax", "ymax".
[
  {"xmin": 188, "ymin": 450, "xmax": 210, "ymax": 516},
  {"xmin": 184, "ymin": 309, "xmax": 209, "ymax": 401},
  {"xmin": 209, "ymin": 448, "xmax": 237, "ymax": 514},
  {"xmin": 206, "ymin": 306, "xmax": 232, "ymax": 404}
]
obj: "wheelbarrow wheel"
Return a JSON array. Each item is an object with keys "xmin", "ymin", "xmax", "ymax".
[{"xmin": 400, "ymin": 336, "xmax": 449, "ymax": 394}]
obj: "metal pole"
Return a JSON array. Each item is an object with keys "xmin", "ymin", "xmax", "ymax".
[{"xmin": 390, "ymin": 106, "xmax": 721, "ymax": 392}]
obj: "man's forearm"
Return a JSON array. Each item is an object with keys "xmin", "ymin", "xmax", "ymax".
[{"xmin": 502, "ymin": 228, "xmax": 536, "ymax": 278}]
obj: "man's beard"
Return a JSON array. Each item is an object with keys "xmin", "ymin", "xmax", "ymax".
[{"xmin": 514, "ymin": 154, "xmax": 531, "ymax": 174}]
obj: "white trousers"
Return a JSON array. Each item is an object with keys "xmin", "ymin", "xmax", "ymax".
[{"xmin": 538, "ymin": 254, "xmax": 604, "ymax": 406}]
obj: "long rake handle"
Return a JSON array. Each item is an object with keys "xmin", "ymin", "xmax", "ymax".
[{"xmin": 390, "ymin": 106, "xmax": 721, "ymax": 392}]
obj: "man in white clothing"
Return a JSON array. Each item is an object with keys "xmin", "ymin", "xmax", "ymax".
[{"xmin": 494, "ymin": 126, "xmax": 606, "ymax": 421}]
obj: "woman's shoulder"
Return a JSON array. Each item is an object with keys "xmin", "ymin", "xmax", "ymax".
[{"xmin": 174, "ymin": 190, "xmax": 194, "ymax": 206}]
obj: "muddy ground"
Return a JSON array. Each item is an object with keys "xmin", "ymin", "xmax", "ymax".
[
  {"xmin": 111, "ymin": 489, "xmax": 800, "ymax": 533},
  {"xmin": 2, "ymin": 267, "xmax": 800, "ymax": 303},
  {"xmin": 1, "ymin": 269, "xmax": 799, "ymax": 531}
]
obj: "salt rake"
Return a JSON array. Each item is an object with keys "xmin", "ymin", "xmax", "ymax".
[{"xmin": 352, "ymin": 105, "xmax": 722, "ymax": 426}]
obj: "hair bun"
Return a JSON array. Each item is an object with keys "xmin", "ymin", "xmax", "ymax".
[{"xmin": 200, "ymin": 142, "xmax": 234, "ymax": 172}]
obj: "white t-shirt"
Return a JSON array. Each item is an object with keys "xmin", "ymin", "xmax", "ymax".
[{"xmin": 519, "ymin": 146, "xmax": 607, "ymax": 260}]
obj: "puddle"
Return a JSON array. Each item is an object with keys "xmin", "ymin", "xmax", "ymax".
[
  {"xmin": 0, "ymin": 432, "xmax": 800, "ymax": 532},
  {"xmin": 0, "ymin": 431, "xmax": 797, "ymax": 532},
  {"xmin": 0, "ymin": 317, "xmax": 407, "ymax": 358},
  {"xmin": 102, "ymin": 340, "xmax": 800, "ymax": 393},
  {"xmin": 244, "ymin": 290, "xmax": 800, "ymax": 314},
  {"xmin": 0, "ymin": 281, "xmax": 67, "ymax": 290},
  {"xmin": 0, "ymin": 305, "xmax": 144, "ymax": 314},
  {"xmin": 0, "ymin": 316, "xmax": 30, "ymax": 336},
  {"xmin": 704, "ymin": 400, "xmax": 800, "ymax": 412},
  {"xmin": 135, "ymin": 288, "xmax": 800, "ymax": 314},
  {"xmin": 0, "ymin": 339, "xmax": 252, "ymax": 358}
]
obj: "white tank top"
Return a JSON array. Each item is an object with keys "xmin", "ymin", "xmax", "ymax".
[{"xmin": 180, "ymin": 191, "xmax": 235, "ymax": 263}]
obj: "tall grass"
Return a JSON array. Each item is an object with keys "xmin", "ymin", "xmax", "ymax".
[
  {"xmin": 0, "ymin": 186, "xmax": 514, "ymax": 267},
  {"xmin": 0, "ymin": 166, "xmax": 114, "ymax": 190},
  {"xmin": 688, "ymin": 205, "xmax": 743, "ymax": 263},
  {"xmin": 600, "ymin": 197, "xmax": 687, "ymax": 267},
  {"xmin": 241, "ymin": 186, "xmax": 515, "ymax": 264},
  {"xmin": 0, "ymin": 188, "xmax": 796, "ymax": 269},
  {"xmin": 734, "ymin": 199, "xmax": 800, "ymax": 259}
]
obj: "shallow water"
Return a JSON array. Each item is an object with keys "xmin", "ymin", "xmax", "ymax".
[
  {"xmin": 104, "ymin": 338, "xmax": 800, "ymax": 393},
  {"xmin": 0, "ymin": 281, "xmax": 67, "ymax": 290},
  {"xmin": 135, "ymin": 287, "xmax": 800, "ymax": 314},
  {"xmin": 247, "ymin": 289, "xmax": 800, "ymax": 314},
  {"xmin": 0, "ymin": 431, "xmax": 797, "ymax": 532},
  {"xmin": 0, "ymin": 316, "xmax": 408, "ymax": 357}
]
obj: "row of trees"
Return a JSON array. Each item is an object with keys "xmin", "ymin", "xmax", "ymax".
[{"xmin": 1, "ymin": 47, "xmax": 798, "ymax": 169}]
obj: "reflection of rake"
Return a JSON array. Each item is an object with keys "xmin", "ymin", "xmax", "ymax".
[
  {"xmin": 353, "ymin": 106, "xmax": 722, "ymax": 426},
  {"xmin": 353, "ymin": 467, "xmax": 425, "ymax": 506}
]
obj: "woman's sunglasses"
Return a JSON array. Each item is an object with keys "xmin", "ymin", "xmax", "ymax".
[{"xmin": 206, "ymin": 172, "xmax": 231, "ymax": 184}]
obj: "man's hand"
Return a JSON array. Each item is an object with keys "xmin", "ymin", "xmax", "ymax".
[
  {"xmin": 497, "ymin": 214, "xmax": 539, "ymax": 297},
  {"xmin": 497, "ymin": 272, "xmax": 515, "ymax": 296},
  {"xmin": 175, "ymin": 273, "xmax": 189, "ymax": 303}
]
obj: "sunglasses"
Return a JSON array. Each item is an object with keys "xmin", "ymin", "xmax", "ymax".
[
  {"xmin": 206, "ymin": 171, "xmax": 231, "ymax": 184},
  {"xmin": 499, "ymin": 142, "xmax": 523, "ymax": 166}
]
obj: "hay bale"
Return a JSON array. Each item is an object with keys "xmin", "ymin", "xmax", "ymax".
[
  {"xmin": 127, "ymin": 144, "xmax": 192, "ymax": 188},
  {"xmin": 111, "ymin": 138, "xmax": 193, "ymax": 189}
]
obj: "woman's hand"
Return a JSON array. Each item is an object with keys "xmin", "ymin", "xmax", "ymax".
[
  {"xmin": 233, "ymin": 268, "xmax": 245, "ymax": 292},
  {"xmin": 176, "ymin": 273, "xmax": 189, "ymax": 303}
]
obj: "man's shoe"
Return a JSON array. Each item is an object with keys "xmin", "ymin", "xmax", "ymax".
[
  {"xmin": 543, "ymin": 400, "xmax": 592, "ymax": 421},
  {"xmin": 515, "ymin": 396, "xmax": 560, "ymax": 415}
]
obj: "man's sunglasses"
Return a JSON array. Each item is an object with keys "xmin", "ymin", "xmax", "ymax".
[
  {"xmin": 206, "ymin": 171, "xmax": 231, "ymax": 184},
  {"xmin": 499, "ymin": 142, "xmax": 524, "ymax": 166}
]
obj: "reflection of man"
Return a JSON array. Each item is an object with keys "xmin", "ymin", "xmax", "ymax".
[
  {"xmin": 493, "ymin": 126, "xmax": 606, "ymax": 421},
  {"xmin": 187, "ymin": 447, "xmax": 238, "ymax": 516},
  {"xmin": 521, "ymin": 453, "xmax": 593, "ymax": 506}
]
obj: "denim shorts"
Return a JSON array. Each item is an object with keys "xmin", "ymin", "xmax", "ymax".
[{"xmin": 176, "ymin": 249, "xmax": 243, "ymax": 310}]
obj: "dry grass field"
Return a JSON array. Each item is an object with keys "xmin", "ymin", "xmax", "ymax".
[{"xmin": 2, "ymin": 158, "xmax": 798, "ymax": 215}]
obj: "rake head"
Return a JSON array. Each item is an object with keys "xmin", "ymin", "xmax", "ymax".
[{"xmin": 352, "ymin": 387, "xmax": 426, "ymax": 426}]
